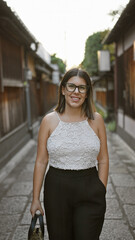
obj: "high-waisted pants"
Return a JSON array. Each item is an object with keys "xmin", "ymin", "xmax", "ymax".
[{"xmin": 44, "ymin": 166, "xmax": 106, "ymax": 240}]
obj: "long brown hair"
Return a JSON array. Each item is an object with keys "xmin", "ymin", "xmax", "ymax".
[{"xmin": 55, "ymin": 68, "xmax": 95, "ymax": 119}]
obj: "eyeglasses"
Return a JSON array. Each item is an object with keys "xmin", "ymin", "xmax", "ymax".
[{"xmin": 65, "ymin": 83, "xmax": 89, "ymax": 93}]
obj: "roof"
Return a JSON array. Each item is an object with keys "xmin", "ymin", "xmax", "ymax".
[
  {"xmin": 103, "ymin": 0, "xmax": 135, "ymax": 44},
  {"xmin": 0, "ymin": 0, "xmax": 57, "ymax": 71},
  {"xmin": 0, "ymin": 0, "xmax": 37, "ymax": 46}
]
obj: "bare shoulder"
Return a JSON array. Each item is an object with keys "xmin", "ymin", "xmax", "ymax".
[
  {"xmin": 93, "ymin": 112, "xmax": 105, "ymax": 129},
  {"xmin": 41, "ymin": 111, "xmax": 57, "ymax": 128},
  {"xmin": 94, "ymin": 111, "xmax": 104, "ymax": 121},
  {"xmin": 40, "ymin": 111, "xmax": 59, "ymax": 136},
  {"xmin": 43, "ymin": 111, "xmax": 57, "ymax": 122}
]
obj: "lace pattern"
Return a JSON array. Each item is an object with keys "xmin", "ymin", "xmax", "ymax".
[{"xmin": 47, "ymin": 119, "xmax": 100, "ymax": 170}]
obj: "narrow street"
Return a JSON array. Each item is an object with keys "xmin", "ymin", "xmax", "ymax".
[{"xmin": 0, "ymin": 129, "xmax": 135, "ymax": 240}]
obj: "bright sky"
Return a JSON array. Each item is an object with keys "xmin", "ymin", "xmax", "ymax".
[{"xmin": 6, "ymin": 0, "xmax": 129, "ymax": 69}]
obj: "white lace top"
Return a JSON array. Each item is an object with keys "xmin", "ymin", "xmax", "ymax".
[{"xmin": 47, "ymin": 112, "xmax": 100, "ymax": 170}]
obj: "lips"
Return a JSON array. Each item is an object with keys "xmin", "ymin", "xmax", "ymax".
[{"xmin": 71, "ymin": 96, "xmax": 80, "ymax": 102}]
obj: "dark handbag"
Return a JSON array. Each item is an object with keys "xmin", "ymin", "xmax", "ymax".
[{"xmin": 28, "ymin": 213, "xmax": 44, "ymax": 240}]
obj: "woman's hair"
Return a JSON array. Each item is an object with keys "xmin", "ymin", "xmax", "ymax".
[{"xmin": 55, "ymin": 68, "xmax": 95, "ymax": 119}]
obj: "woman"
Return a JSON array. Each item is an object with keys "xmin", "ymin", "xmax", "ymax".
[{"xmin": 30, "ymin": 68, "xmax": 109, "ymax": 240}]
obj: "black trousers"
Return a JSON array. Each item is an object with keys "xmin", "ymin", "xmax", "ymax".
[{"xmin": 44, "ymin": 166, "xmax": 106, "ymax": 240}]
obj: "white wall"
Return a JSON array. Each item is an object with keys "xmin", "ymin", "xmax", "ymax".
[
  {"xmin": 117, "ymin": 109, "xmax": 135, "ymax": 139},
  {"xmin": 118, "ymin": 109, "xmax": 124, "ymax": 128},
  {"xmin": 125, "ymin": 115, "xmax": 135, "ymax": 139}
]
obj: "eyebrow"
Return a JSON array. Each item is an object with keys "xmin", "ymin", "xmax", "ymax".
[{"xmin": 67, "ymin": 83, "xmax": 87, "ymax": 86}]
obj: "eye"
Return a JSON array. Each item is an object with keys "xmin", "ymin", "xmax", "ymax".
[
  {"xmin": 79, "ymin": 85, "xmax": 86, "ymax": 90},
  {"xmin": 67, "ymin": 83, "xmax": 75, "ymax": 89},
  {"xmin": 68, "ymin": 83, "xmax": 75, "ymax": 88}
]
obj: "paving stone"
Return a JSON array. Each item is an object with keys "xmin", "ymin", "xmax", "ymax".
[
  {"xmin": 111, "ymin": 174, "xmax": 135, "ymax": 187},
  {"xmin": 0, "ymin": 177, "xmax": 16, "ymax": 197},
  {"xmin": 0, "ymin": 214, "xmax": 20, "ymax": 234},
  {"xmin": 123, "ymin": 205, "xmax": 135, "ymax": 228},
  {"xmin": 106, "ymin": 183, "xmax": 116, "ymax": 199},
  {"xmin": 25, "ymin": 163, "xmax": 34, "ymax": 172},
  {"xmin": 12, "ymin": 225, "xmax": 29, "ymax": 240},
  {"xmin": 127, "ymin": 166, "xmax": 135, "ymax": 173},
  {"xmin": 4, "ymin": 177, "xmax": 16, "ymax": 185},
  {"xmin": 6, "ymin": 182, "xmax": 32, "ymax": 196},
  {"xmin": 108, "ymin": 155, "xmax": 120, "ymax": 162},
  {"xmin": 105, "ymin": 198, "xmax": 123, "ymax": 219},
  {"xmin": 21, "ymin": 211, "xmax": 33, "ymax": 225},
  {"xmin": 0, "ymin": 196, "xmax": 27, "ymax": 214},
  {"xmin": 29, "ymin": 153, "xmax": 36, "ymax": 163},
  {"xmin": 123, "ymin": 160, "xmax": 135, "ymax": 166},
  {"xmin": 17, "ymin": 170, "xmax": 33, "ymax": 182},
  {"xmin": 116, "ymin": 151, "xmax": 131, "ymax": 160},
  {"xmin": 108, "ymin": 148, "xmax": 116, "ymax": 155},
  {"xmin": 109, "ymin": 158, "xmax": 120, "ymax": 163},
  {"xmin": 116, "ymin": 187, "xmax": 135, "ymax": 204},
  {"xmin": 100, "ymin": 219, "xmax": 134, "ymax": 240},
  {"xmin": 0, "ymin": 233, "xmax": 10, "ymax": 240},
  {"xmin": 132, "ymin": 172, "xmax": 135, "ymax": 178},
  {"xmin": 21, "ymin": 203, "xmax": 34, "ymax": 225},
  {"xmin": 109, "ymin": 162, "xmax": 128, "ymax": 174},
  {"xmin": 0, "ymin": 185, "xmax": 8, "ymax": 200}
]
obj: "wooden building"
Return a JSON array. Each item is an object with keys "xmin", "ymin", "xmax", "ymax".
[
  {"xmin": 103, "ymin": 0, "xmax": 135, "ymax": 150},
  {"xmin": 92, "ymin": 71, "xmax": 114, "ymax": 119},
  {"xmin": 0, "ymin": 0, "xmax": 59, "ymax": 167}
]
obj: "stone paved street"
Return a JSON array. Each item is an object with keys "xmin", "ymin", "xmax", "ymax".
[{"xmin": 0, "ymin": 130, "xmax": 135, "ymax": 240}]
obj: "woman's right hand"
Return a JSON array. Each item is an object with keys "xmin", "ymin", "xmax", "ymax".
[{"xmin": 30, "ymin": 199, "xmax": 44, "ymax": 217}]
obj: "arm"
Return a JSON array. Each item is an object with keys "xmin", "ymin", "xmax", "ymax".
[
  {"xmin": 30, "ymin": 116, "xmax": 49, "ymax": 217},
  {"xmin": 97, "ymin": 114, "xmax": 109, "ymax": 188}
]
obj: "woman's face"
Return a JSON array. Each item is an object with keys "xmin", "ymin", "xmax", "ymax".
[{"xmin": 62, "ymin": 76, "xmax": 87, "ymax": 110}]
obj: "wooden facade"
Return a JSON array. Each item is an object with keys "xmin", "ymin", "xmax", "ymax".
[
  {"xmin": 104, "ymin": 0, "xmax": 135, "ymax": 150},
  {"xmin": 96, "ymin": 90, "xmax": 106, "ymax": 108},
  {"xmin": 93, "ymin": 74, "xmax": 114, "ymax": 118},
  {"xmin": 0, "ymin": 0, "xmax": 59, "ymax": 166}
]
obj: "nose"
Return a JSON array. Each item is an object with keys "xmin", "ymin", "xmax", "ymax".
[{"xmin": 74, "ymin": 87, "xmax": 79, "ymax": 93}]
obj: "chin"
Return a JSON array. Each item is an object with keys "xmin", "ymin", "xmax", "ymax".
[{"xmin": 68, "ymin": 102, "xmax": 83, "ymax": 108}]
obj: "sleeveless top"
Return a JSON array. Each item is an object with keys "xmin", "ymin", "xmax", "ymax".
[{"xmin": 47, "ymin": 112, "xmax": 100, "ymax": 170}]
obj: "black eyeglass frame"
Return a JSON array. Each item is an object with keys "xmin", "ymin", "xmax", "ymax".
[{"xmin": 65, "ymin": 82, "xmax": 90, "ymax": 93}]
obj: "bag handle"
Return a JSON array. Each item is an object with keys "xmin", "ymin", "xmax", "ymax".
[
  {"xmin": 28, "ymin": 213, "xmax": 44, "ymax": 239},
  {"xmin": 38, "ymin": 214, "xmax": 44, "ymax": 236}
]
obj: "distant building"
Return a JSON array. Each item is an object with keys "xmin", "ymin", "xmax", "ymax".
[
  {"xmin": 93, "ymin": 50, "xmax": 114, "ymax": 119},
  {"xmin": 0, "ymin": 0, "xmax": 60, "ymax": 166}
]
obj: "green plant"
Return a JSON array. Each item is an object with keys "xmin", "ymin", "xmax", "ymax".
[
  {"xmin": 95, "ymin": 104, "xmax": 108, "ymax": 120},
  {"xmin": 81, "ymin": 30, "xmax": 110, "ymax": 76},
  {"xmin": 107, "ymin": 120, "xmax": 116, "ymax": 132},
  {"xmin": 51, "ymin": 53, "xmax": 66, "ymax": 74}
]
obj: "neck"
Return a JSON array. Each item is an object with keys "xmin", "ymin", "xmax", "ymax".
[{"xmin": 63, "ymin": 104, "xmax": 84, "ymax": 120}]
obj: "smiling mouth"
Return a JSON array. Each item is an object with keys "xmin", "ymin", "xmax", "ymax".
[{"xmin": 71, "ymin": 96, "xmax": 80, "ymax": 102}]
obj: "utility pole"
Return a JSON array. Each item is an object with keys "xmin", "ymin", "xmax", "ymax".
[{"xmin": 24, "ymin": 50, "xmax": 33, "ymax": 138}]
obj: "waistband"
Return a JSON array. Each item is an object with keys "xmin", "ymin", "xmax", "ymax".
[{"xmin": 48, "ymin": 166, "xmax": 97, "ymax": 177}]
